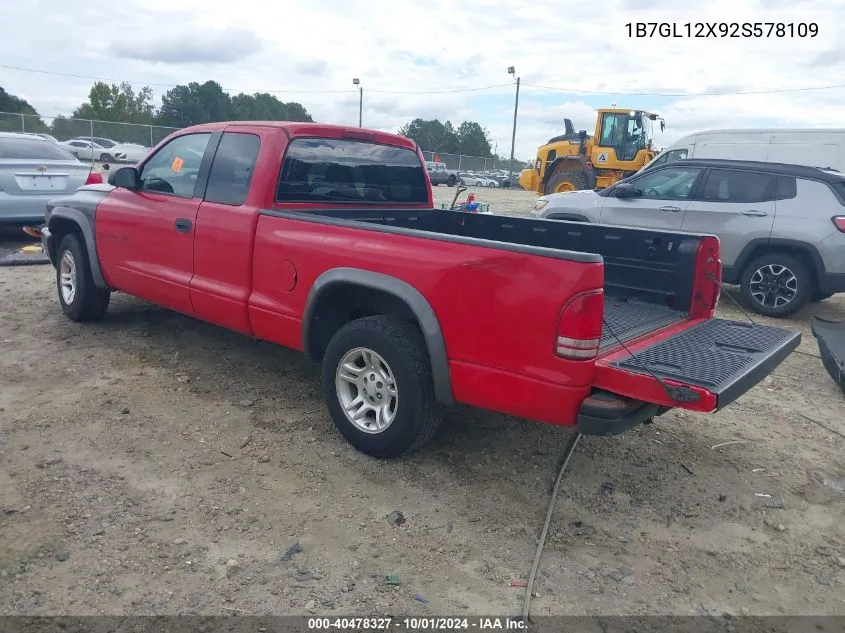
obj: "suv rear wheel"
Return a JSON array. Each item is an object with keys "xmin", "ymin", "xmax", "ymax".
[{"xmin": 740, "ymin": 252, "xmax": 811, "ymax": 317}]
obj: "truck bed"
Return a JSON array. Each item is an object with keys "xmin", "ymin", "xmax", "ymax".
[
  {"xmin": 261, "ymin": 206, "xmax": 800, "ymax": 414},
  {"xmin": 265, "ymin": 207, "xmax": 703, "ymax": 351}
]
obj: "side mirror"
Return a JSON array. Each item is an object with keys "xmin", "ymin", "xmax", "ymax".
[
  {"xmin": 611, "ymin": 182, "xmax": 640, "ymax": 198},
  {"xmin": 111, "ymin": 166, "xmax": 140, "ymax": 190}
]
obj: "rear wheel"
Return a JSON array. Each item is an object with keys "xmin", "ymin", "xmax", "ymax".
[
  {"xmin": 544, "ymin": 169, "xmax": 588, "ymax": 194},
  {"xmin": 56, "ymin": 233, "xmax": 110, "ymax": 322},
  {"xmin": 740, "ymin": 252, "xmax": 811, "ymax": 318},
  {"xmin": 321, "ymin": 315, "xmax": 443, "ymax": 458}
]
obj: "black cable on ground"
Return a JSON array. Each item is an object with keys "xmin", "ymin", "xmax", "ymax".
[{"xmin": 522, "ymin": 431, "xmax": 583, "ymax": 622}]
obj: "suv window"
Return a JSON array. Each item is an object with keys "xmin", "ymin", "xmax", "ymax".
[
  {"xmin": 629, "ymin": 165, "xmax": 703, "ymax": 200},
  {"xmin": 139, "ymin": 132, "xmax": 211, "ymax": 197},
  {"xmin": 0, "ymin": 136, "xmax": 75, "ymax": 160},
  {"xmin": 276, "ymin": 138, "xmax": 428, "ymax": 204},
  {"xmin": 204, "ymin": 133, "xmax": 261, "ymax": 206},
  {"xmin": 776, "ymin": 176, "xmax": 797, "ymax": 200},
  {"xmin": 700, "ymin": 169, "xmax": 775, "ymax": 203}
]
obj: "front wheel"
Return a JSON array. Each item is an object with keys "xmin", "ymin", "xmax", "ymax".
[
  {"xmin": 321, "ymin": 315, "xmax": 443, "ymax": 458},
  {"xmin": 544, "ymin": 169, "xmax": 588, "ymax": 194},
  {"xmin": 56, "ymin": 233, "xmax": 110, "ymax": 322},
  {"xmin": 100, "ymin": 153, "xmax": 113, "ymax": 163},
  {"xmin": 739, "ymin": 253, "xmax": 811, "ymax": 318},
  {"xmin": 447, "ymin": 176, "xmax": 456, "ymax": 187}
]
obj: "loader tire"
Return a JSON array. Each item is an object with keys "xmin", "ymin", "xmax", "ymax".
[{"xmin": 544, "ymin": 170, "xmax": 588, "ymax": 194}]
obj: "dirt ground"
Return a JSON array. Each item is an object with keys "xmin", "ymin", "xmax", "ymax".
[{"xmin": 1, "ymin": 186, "xmax": 844, "ymax": 617}]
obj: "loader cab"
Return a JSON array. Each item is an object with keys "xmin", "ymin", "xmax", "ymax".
[{"xmin": 595, "ymin": 109, "xmax": 660, "ymax": 162}]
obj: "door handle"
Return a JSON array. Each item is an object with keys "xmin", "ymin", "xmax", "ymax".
[
  {"xmin": 659, "ymin": 206, "xmax": 682, "ymax": 212},
  {"xmin": 741, "ymin": 210, "xmax": 768, "ymax": 217},
  {"xmin": 174, "ymin": 218, "xmax": 193, "ymax": 233}
]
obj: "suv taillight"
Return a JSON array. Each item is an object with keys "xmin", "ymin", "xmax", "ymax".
[
  {"xmin": 833, "ymin": 216, "xmax": 845, "ymax": 232},
  {"xmin": 556, "ymin": 290, "xmax": 604, "ymax": 360},
  {"xmin": 85, "ymin": 171, "xmax": 103, "ymax": 185}
]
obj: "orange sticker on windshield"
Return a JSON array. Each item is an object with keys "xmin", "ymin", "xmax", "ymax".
[{"xmin": 171, "ymin": 157, "xmax": 184, "ymax": 173}]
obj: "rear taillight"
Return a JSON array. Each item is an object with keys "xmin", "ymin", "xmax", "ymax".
[
  {"xmin": 555, "ymin": 290, "xmax": 604, "ymax": 360},
  {"xmin": 833, "ymin": 216, "xmax": 845, "ymax": 232},
  {"xmin": 85, "ymin": 171, "xmax": 103, "ymax": 185}
]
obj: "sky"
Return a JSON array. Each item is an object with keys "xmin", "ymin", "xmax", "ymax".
[{"xmin": 1, "ymin": 0, "xmax": 844, "ymax": 161}]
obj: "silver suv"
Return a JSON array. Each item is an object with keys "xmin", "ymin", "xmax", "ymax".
[{"xmin": 530, "ymin": 158, "xmax": 845, "ymax": 317}]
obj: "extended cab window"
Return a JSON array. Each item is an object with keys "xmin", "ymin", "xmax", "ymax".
[
  {"xmin": 276, "ymin": 138, "xmax": 428, "ymax": 204},
  {"xmin": 700, "ymin": 169, "xmax": 775, "ymax": 203},
  {"xmin": 204, "ymin": 133, "xmax": 261, "ymax": 206},
  {"xmin": 139, "ymin": 133, "xmax": 211, "ymax": 197},
  {"xmin": 629, "ymin": 166, "xmax": 703, "ymax": 200}
]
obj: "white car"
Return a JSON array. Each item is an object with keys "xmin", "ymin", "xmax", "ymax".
[
  {"xmin": 460, "ymin": 173, "xmax": 498, "ymax": 188},
  {"xmin": 111, "ymin": 143, "xmax": 150, "ymax": 163},
  {"xmin": 59, "ymin": 140, "xmax": 126, "ymax": 163}
]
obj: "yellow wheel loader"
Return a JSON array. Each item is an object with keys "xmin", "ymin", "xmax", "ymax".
[{"xmin": 519, "ymin": 108, "xmax": 665, "ymax": 195}]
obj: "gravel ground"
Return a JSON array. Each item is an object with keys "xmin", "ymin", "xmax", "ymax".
[{"xmin": 0, "ymin": 186, "xmax": 844, "ymax": 617}]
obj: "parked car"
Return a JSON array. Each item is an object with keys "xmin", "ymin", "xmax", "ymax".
[
  {"xmin": 59, "ymin": 140, "xmax": 126, "ymax": 163},
  {"xmin": 39, "ymin": 122, "xmax": 799, "ymax": 459},
  {"xmin": 110, "ymin": 143, "xmax": 150, "ymax": 163},
  {"xmin": 531, "ymin": 158, "xmax": 845, "ymax": 317},
  {"xmin": 640, "ymin": 128, "xmax": 845, "ymax": 174},
  {"xmin": 69, "ymin": 136, "xmax": 120, "ymax": 149},
  {"xmin": 0, "ymin": 132, "xmax": 102, "ymax": 225},
  {"xmin": 460, "ymin": 173, "xmax": 497, "ymax": 187},
  {"xmin": 425, "ymin": 161, "xmax": 459, "ymax": 187}
]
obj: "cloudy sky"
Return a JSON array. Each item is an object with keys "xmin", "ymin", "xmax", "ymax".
[{"xmin": 1, "ymin": 0, "xmax": 844, "ymax": 160}]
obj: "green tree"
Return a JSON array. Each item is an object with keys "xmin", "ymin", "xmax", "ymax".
[
  {"xmin": 72, "ymin": 81, "xmax": 155, "ymax": 124},
  {"xmin": 398, "ymin": 118, "xmax": 456, "ymax": 153},
  {"xmin": 231, "ymin": 92, "xmax": 313, "ymax": 122},
  {"xmin": 155, "ymin": 80, "xmax": 234, "ymax": 128},
  {"xmin": 455, "ymin": 121, "xmax": 493, "ymax": 158},
  {"xmin": 0, "ymin": 86, "xmax": 49, "ymax": 133}
]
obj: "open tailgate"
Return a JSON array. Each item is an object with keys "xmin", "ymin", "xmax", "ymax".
[{"xmin": 593, "ymin": 317, "xmax": 802, "ymax": 412}]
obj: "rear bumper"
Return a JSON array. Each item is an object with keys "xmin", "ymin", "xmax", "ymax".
[
  {"xmin": 576, "ymin": 391, "xmax": 665, "ymax": 436},
  {"xmin": 41, "ymin": 226, "xmax": 56, "ymax": 266}
]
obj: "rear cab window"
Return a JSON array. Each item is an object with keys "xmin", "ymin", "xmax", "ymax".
[{"xmin": 276, "ymin": 138, "xmax": 429, "ymax": 204}]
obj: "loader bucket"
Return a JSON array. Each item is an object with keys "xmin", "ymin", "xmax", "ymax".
[{"xmin": 811, "ymin": 315, "xmax": 845, "ymax": 395}]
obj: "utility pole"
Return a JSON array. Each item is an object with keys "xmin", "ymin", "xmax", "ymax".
[
  {"xmin": 507, "ymin": 66, "xmax": 520, "ymax": 189},
  {"xmin": 353, "ymin": 78, "xmax": 362, "ymax": 127}
]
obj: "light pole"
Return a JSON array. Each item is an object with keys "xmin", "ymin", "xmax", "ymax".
[
  {"xmin": 507, "ymin": 66, "xmax": 520, "ymax": 189},
  {"xmin": 353, "ymin": 78, "xmax": 362, "ymax": 127}
]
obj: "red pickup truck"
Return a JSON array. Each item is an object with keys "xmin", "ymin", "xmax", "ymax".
[{"xmin": 40, "ymin": 121, "xmax": 801, "ymax": 458}]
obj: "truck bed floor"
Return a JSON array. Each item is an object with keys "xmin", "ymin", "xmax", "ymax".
[
  {"xmin": 601, "ymin": 297, "xmax": 686, "ymax": 351},
  {"xmin": 611, "ymin": 318, "xmax": 801, "ymax": 407}
]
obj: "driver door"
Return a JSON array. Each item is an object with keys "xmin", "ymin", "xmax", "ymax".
[
  {"xmin": 598, "ymin": 165, "xmax": 705, "ymax": 230},
  {"xmin": 95, "ymin": 131, "xmax": 215, "ymax": 315}
]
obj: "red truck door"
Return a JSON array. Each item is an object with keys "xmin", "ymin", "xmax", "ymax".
[
  {"xmin": 95, "ymin": 131, "xmax": 215, "ymax": 315},
  {"xmin": 190, "ymin": 128, "xmax": 277, "ymax": 334}
]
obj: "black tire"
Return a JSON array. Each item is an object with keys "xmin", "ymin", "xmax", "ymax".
[
  {"xmin": 544, "ymin": 170, "xmax": 588, "ymax": 194},
  {"xmin": 321, "ymin": 315, "xmax": 443, "ymax": 458},
  {"xmin": 447, "ymin": 176, "xmax": 456, "ymax": 187},
  {"xmin": 100, "ymin": 153, "xmax": 113, "ymax": 163},
  {"xmin": 811, "ymin": 292, "xmax": 834, "ymax": 302},
  {"xmin": 56, "ymin": 233, "xmax": 110, "ymax": 322},
  {"xmin": 739, "ymin": 252, "xmax": 811, "ymax": 318}
]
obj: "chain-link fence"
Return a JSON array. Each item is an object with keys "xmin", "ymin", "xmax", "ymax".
[
  {"xmin": 0, "ymin": 111, "xmax": 179, "ymax": 148},
  {"xmin": 1, "ymin": 111, "xmax": 519, "ymax": 173}
]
